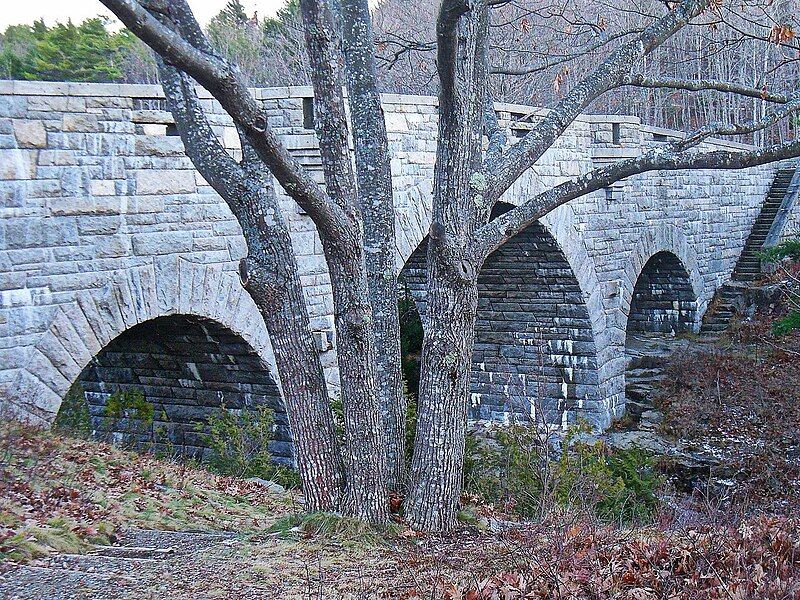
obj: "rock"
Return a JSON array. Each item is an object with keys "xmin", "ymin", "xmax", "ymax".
[
  {"xmin": 639, "ymin": 410, "xmax": 664, "ymax": 430},
  {"xmin": 246, "ymin": 478, "xmax": 286, "ymax": 494}
]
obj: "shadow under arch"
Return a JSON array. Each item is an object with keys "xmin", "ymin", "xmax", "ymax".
[
  {"xmin": 626, "ymin": 251, "xmax": 699, "ymax": 336},
  {"xmin": 74, "ymin": 313, "xmax": 292, "ymax": 463},
  {"xmin": 399, "ymin": 204, "xmax": 603, "ymax": 428},
  {"xmin": 620, "ymin": 225, "xmax": 704, "ymax": 335}
]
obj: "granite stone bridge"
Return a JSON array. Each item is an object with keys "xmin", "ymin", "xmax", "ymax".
[{"xmin": 1, "ymin": 81, "xmax": 798, "ymax": 458}]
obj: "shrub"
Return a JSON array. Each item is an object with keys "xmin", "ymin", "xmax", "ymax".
[
  {"xmin": 103, "ymin": 389, "xmax": 154, "ymax": 447},
  {"xmin": 53, "ymin": 384, "xmax": 91, "ymax": 438},
  {"xmin": 462, "ymin": 425, "xmax": 661, "ymax": 523},
  {"xmin": 200, "ymin": 404, "xmax": 300, "ymax": 488},
  {"xmin": 773, "ymin": 310, "xmax": 800, "ymax": 335},
  {"xmin": 759, "ymin": 238, "xmax": 800, "ymax": 263}
]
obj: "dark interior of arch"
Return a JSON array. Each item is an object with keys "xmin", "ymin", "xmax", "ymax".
[
  {"xmin": 627, "ymin": 251, "xmax": 698, "ymax": 335},
  {"xmin": 399, "ymin": 209, "xmax": 601, "ymax": 426},
  {"xmin": 73, "ymin": 315, "xmax": 292, "ymax": 465}
]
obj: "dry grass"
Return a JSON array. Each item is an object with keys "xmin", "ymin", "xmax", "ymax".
[{"xmin": 0, "ymin": 420, "xmax": 293, "ymax": 565}]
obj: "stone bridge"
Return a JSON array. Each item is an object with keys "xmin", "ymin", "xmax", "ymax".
[{"xmin": 1, "ymin": 81, "xmax": 798, "ymax": 456}]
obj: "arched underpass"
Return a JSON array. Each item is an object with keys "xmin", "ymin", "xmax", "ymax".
[
  {"xmin": 65, "ymin": 314, "xmax": 293, "ymax": 465},
  {"xmin": 624, "ymin": 251, "xmax": 699, "ymax": 423},
  {"xmin": 400, "ymin": 215, "xmax": 601, "ymax": 428},
  {"xmin": 627, "ymin": 251, "xmax": 698, "ymax": 336}
]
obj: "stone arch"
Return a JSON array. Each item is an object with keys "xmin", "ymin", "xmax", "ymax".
[
  {"xmin": 620, "ymin": 225, "xmax": 704, "ymax": 333},
  {"xmin": 399, "ymin": 206, "xmax": 603, "ymax": 428},
  {"xmin": 626, "ymin": 252, "xmax": 699, "ymax": 335},
  {"xmin": 10, "ymin": 259, "xmax": 280, "ymax": 426},
  {"xmin": 75, "ymin": 313, "xmax": 291, "ymax": 463}
]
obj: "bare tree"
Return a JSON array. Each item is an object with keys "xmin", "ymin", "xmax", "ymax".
[{"xmin": 100, "ymin": 0, "xmax": 800, "ymax": 531}]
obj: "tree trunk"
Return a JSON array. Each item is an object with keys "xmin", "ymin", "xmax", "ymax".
[
  {"xmin": 340, "ymin": 0, "xmax": 407, "ymax": 491},
  {"xmin": 405, "ymin": 248, "xmax": 479, "ymax": 531},
  {"xmin": 405, "ymin": 1, "xmax": 490, "ymax": 531},
  {"xmin": 156, "ymin": 56, "xmax": 345, "ymax": 512},
  {"xmin": 239, "ymin": 184, "xmax": 346, "ymax": 513},
  {"xmin": 322, "ymin": 241, "xmax": 389, "ymax": 521},
  {"xmin": 300, "ymin": 0, "xmax": 389, "ymax": 523}
]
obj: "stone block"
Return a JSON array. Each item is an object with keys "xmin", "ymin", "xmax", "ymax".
[
  {"xmin": 13, "ymin": 120, "xmax": 47, "ymax": 148},
  {"xmin": 135, "ymin": 169, "xmax": 196, "ymax": 195},
  {"xmin": 62, "ymin": 113, "xmax": 99, "ymax": 132},
  {"xmin": 135, "ymin": 135, "xmax": 185, "ymax": 157},
  {"xmin": 0, "ymin": 149, "xmax": 34, "ymax": 180},
  {"xmin": 48, "ymin": 197, "xmax": 123, "ymax": 216},
  {"xmin": 132, "ymin": 231, "xmax": 194, "ymax": 255},
  {"xmin": 90, "ymin": 179, "xmax": 116, "ymax": 196}
]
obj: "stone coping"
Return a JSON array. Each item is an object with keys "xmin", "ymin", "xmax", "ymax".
[{"xmin": 0, "ymin": 79, "xmax": 757, "ymax": 150}]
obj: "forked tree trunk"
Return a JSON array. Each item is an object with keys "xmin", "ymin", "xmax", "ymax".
[
  {"xmin": 300, "ymin": 0, "xmax": 389, "ymax": 523},
  {"xmin": 239, "ymin": 184, "xmax": 346, "ymax": 513},
  {"xmin": 157, "ymin": 59, "xmax": 345, "ymax": 512},
  {"xmin": 405, "ymin": 1, "xmax": 490, "ymax": 531},
  {"xmin": 324, "ymin": 244, "xmax": 389, "ymax": 520}
]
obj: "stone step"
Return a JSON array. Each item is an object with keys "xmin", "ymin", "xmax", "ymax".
[{"xmin": 701, "ymin": 322, "xmax": 730, "ymax": 333}]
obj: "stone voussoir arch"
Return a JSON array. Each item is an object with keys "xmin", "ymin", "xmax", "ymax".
[
  {"xmin": 13, "ymin": 259, "xmax": 279, "ymax": 426},
  {"xmin": 395, "ymin": 197, "xmax": 608, "ymax": 348},
  {"xmin": 619, "ymin": 224, "xmax": 705, "ymax": 333}
]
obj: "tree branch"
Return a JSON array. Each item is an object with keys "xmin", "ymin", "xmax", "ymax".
[
  {"xmin": 99, "ymin": 0, "xmax": 349, "ymax": 237},
  {"xmin": 483, "ymin": 0, "xmax": 712, "ymax": 203},
  {"xmin": 483, "ymin": 94, "xmax": 506, "ymax": 167},
  {"xmin": 622, "ymin": 74, "xmax": 791, "ymax": 104},
  {"xmin": 473, "ymin": 140, "xmax": 800, "ymax": 262}
]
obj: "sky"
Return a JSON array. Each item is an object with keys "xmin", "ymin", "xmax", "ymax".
[{"xmin": 0, "ymin": 0, "xmax": 286, "ymax": 30}]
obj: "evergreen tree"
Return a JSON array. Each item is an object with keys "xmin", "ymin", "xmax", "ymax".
[
  {"xmin": 0, "ymin": 18, "xmax": 148, "ymax": 83},
  {"xmin": 217, "ymin": 0, "xmax": 249, "ymax": 26}
]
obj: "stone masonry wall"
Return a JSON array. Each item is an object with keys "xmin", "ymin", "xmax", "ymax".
[{"xmin": 0, "ymin": 81, "xmax": 780, "ymax": 430}]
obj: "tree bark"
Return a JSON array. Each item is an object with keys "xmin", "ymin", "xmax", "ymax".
[
  {"xmin": 340, "ymin": 0, "xmax": 407, "ymax": 491},
  {"xmin": 299, "ymin": 0, "xmax": 389, "ymax": 522}
]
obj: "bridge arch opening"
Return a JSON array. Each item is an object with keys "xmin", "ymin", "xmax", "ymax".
[
  {"xmin": 626, "ymin": 251, "xmax": 698, "ymax": 337},
  {"xmin": 59, "ymin": 314, "xmax": 292, "ymax": 465},
  {"xmin": 399, "ymin": 211, "xmax": 601, "ymax": 427},
  {"xmin": 623, "ymin": 250, "xmax": 699, "ymax": 422}
]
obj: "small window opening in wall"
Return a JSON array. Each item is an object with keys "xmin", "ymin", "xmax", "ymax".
[
  {"xmin": 165, "ymin": 124, "xmax": 180, "ymax": 137},
  {"xmin": 302, "ymin": 97, "xmax": 315, "ymax": 129},
  {"xmin": 612, "ymin": 122, "xmax": 621, "ymax": 145},
  {"xmin": 652, "ymin": 133, "xmax": 670, "ymax": 142},
  {"xmin": 604, "ymin": 187, "xmax": 614, "ymax": 202}
]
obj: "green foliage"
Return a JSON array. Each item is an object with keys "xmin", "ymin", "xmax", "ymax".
[
  {"xmin": 398, "ymin": 292, "xmax": 423, "ymax": 397},
  {"xmin": 217, "ymin": 0, "xmax": 249, "ymax": 25},
  {"xmin": 462, "ymin": 426, "xmax": 661, "ymax": 523},
  {"xmin": 200, "ymin": 404, "xmax": 299, "ymax": 488},
  {"xmin": 773, "ymin": 310, "xmax": 800, "ymax": 335},
  {"xmin": 0, "ymin": 18, "xmax": 149, "ymax": 82},
  {"xmin": 105, "ymin": 389, "xmax": 153, "ymax": 424},
  {"xmin": 53, "ymin": 385, "xmax": 91, "ymax": 439},
  {"xmin": 758, "ymin": 238, "xmax": 800, "ymax": 263},
  {"xmin": 555, "ymin": 438, "xmax": 660, "ymax": 523},
  {"xmin": 103, "ymin": 389, "xmax": 154, "ymax": 446}
]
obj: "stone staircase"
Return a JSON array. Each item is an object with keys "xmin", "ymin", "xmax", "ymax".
[{"xmin": 701, "ymin": 164, "xmax": 800, "ymax": 333}]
